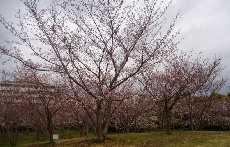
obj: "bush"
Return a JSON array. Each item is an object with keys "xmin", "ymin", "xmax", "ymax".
[{"xmin": 203, "ymin": 124, "xmax": 230, "ymax": 131}]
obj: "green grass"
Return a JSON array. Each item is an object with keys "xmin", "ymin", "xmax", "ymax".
[
  {"xmin": 2, "ymin": 130, "xmax": 230, "ymax": 146},
  {"xmin": 26, "ymin": 131, "xmax": 230, "ymax": 147},
  {"xmin": 0, "ymin": 129, "xmax": 84, "ymax": 147}
]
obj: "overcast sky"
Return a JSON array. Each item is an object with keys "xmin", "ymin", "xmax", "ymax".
[
  {"xmin": 171, "ymin": 0, "xmax": 230, "ymax": 93},
  {"xmin": 0, "ymin": 0, "xmax": 229, "ymax": 93}
]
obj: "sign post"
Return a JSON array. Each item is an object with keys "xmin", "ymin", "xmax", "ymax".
[{"xmin": 53, "ymin": 134, "xmax": 59, "ymax": 140}]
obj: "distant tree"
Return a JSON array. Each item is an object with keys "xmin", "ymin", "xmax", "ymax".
[
  {"xmin": 174, "ymin": 94, "xmax": 226, "ymax": 131},
  {"xmin": 141, "ymin": 51, "xmax": 224, "ymax": 134},
  {"xmin": 23, "ymin": 106, "xmax": 47, "ymax": 141},
  {"xmin": 23, "ymin": 75, "xmax": 67, "ymax": 144},
  {"xmin": 0, "ymin": 81, "xmax": 25, "ymax": 146},
  {"xmin": 208, "ymin": 97, "xmax": 230, "ymax": 130},
  {"xmin": 9, "ymin": 67, "xmax": 68, "ymax": 144},
  {"xmin": 213, "ymin": 93, "xmax": 226, "ymax": 99},
  {"xmin": 64, "ymin": 100, "xmax": 90, "ymax": 137},
  {"xmin": 0, "ymin": 0, "xmax": 179, "ymax": 140},
  {"xmin": 111, "ymin": 94, "xmax": 154, "ymax": 133},
  {"xmin": 182, "ymin": 71, "xmax": 226, "ymax": 130}
]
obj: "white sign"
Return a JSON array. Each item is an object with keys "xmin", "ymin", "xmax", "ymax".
[{"xmin": 53, "ymin": 134, "xmax": 59, "ymax": 140}]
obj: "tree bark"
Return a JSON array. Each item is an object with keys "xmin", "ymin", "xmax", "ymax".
[
  {"xmin": 47, "ymin": 114, "xmax": 54, "ymax": 145},
  {"xmin": 8, "ymin": 126, "xmax": 18, "ymax": 146},
  {"xmin": 96, "ymin": 101, "xmax": 103, "ymax": 140},
  {"xmin": 102, "ymin": 101, "xmax": 112, "ymax": 139},
  {"xmin": 95, "ymin": 100, "xmax": 112, "ymax": 140},
  {"xmin": 80, "ymin": 118, "xmax": 89, "ymax": 137},
  {"xmin": 165, "ymin": 107, "xmax": 172, "ymax": 135},
  {"xmin": 187, "ymin": 96, "xmax": 194, "ymax": 131}
]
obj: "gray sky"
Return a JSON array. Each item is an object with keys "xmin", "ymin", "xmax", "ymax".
[
  {"xmin": 0, "ymin": 0, "xmax": 229, "ymax": 93},
  {"xmin": 171, "ymin": 0, "xmax": 230, "ymax": 93}
]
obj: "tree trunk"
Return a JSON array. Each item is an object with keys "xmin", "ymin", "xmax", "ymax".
[
  {"xmin": 160, "ymin": 114, "xmax": 165, "ymax": 130},
  {"xmin": 48, "ymin": 124, "xmax": 54, "ymax": 145},
  {"xmin": 95, "ymin": 100, "xmax": 112, "ymax": 140},
  {"xmin": 163, "ymin": 97, "xmax": 172, "ymax": 134},
  {"xmin": 96, "ymin": 101, "xmax": 103, "ymax": 140},
  {"xmin": 189, "ymin": 108, "xmax": 194, "ymax": 131},
  {"xmin": 36, "ymin": 132, "xmax": 39, "ymax": 140},
  {"xmin": 125, "ymin": 125, "xmax": 131, "ymax": 133},
  {"xmin": 187, "ymin": 96, "xmax": 194, "ymax": 131},
  {"xmin": 80, "ymin": 118, "xmax": 89, "ymax": 137},
  {"xmin": 102, "ymin": 101, "xmax": 112, "ymax": 139},
  {"xmin": 8, "ymin": 126, "xmax": 18, "ymax": 146},
  {"xmin": 49, "ymin": 130, "xmax": 54, "ymax": 145},
  {"xmin": 165, "ymin": 108, "xmax": 171, "ymax": 135},
  {"xmin": 47, "ymin": 114, "xmax": 54, "ymax": 145},
  {"xmin": 3, "ymin": 130, "xmax": 7, "ymax": 146}
]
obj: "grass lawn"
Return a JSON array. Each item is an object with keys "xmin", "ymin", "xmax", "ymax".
[
  {"xmin": 0, "ymin": 129, "xmax": 84, "ymax": 147},
  {"xmin": 23, "ymin": 131, "xmax": 230, "ymax": 147},
  {"xmin": 2, "ymin": 130, "xmax": 230, "ymax": 146}
]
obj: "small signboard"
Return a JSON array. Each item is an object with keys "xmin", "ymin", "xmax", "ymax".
[{"xmin": 53, "ymin": 134, "xmax": 59, "ymax": 140}]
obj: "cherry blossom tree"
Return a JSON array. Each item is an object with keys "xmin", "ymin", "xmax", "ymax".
[
  {"xmin": 173, "ymin": 93, "xmax": 229, "ymax": 131},
  {"xmin": 4, "ymin": 67, "xmax": 69, "ymax": 144},
  {"xmin": 0, "ymin": 81, "xmax": 26, "ymax": 146},
  {"xmin": 63, "ymin": 99, "xmax": 91, "ymax": 137},
  {"xmin": 111, "ymin": 94, "xmax": 155, "ymax": 133},
  {"xmin": 0, "ymin": 0, "xmax": 179, "ymax": 140},
  {"xmin": 23, "ymin": 106, "xmax": 47, "ymax": 141},
  {"xmin": 181, "ymin": 78, "xmax": 226, "ymax": 130},
  {"xmin": 22, "ymin": 76, "xmax": 67, "ymax": 144},
  {"xmin": 141, "ymin": 51, "xmax": 224, "ymax": 134},
  {"xmin": 207, "ymin": 95, "xmax": 230, "ymax": 130}
]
